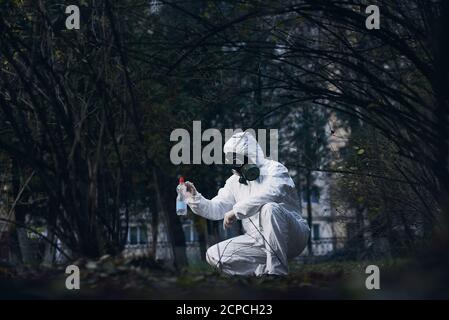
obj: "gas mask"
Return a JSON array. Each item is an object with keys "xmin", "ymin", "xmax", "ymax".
[{"xmin": 226, "ymin": 153, "xmax": 260, "ymax": 185}]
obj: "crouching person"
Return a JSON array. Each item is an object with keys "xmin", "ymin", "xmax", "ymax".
[{"xmin": 184, "ymin": 132, "xmax": 310, "ymax": 276}]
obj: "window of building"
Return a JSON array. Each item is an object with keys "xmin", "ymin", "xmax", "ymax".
[
  {"xmin": 302, "ymin": 188, "xmax": 320, "ymax": 204},
  {"xmin": 129, "ymin": 226, "xmax": 138, "ymax": 245},
  {"xmin": 311, "ymin": 189, "xmax": 320, "ymax": 203},
  {"xmin": 182, "ymin": 220, "xmax": 199, "ymax": 243},
  {"xmin": 182, "ymin": 221, "xmax": 191, "ymax": 242},
  {"xmin": 312, "ymin": 224, "xmax": 320, "ymax": 241},
  {"xmin": 139, "ymin": 226, "xmax": 148, "ymax": 244},
  {"xmin": 127, "ymin": 224, "xmax": 148, "ymax": 245},
  {"xmin": 346, "ymin": 223, "xmax": 357, "ymax": 240}
]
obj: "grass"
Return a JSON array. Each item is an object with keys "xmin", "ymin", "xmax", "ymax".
[{"xmin": 0, "ymin": 256, "xmax": 444, "ymax": 299}]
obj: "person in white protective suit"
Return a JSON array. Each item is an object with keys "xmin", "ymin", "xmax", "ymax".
[{"xmin": 184, "ymin": 132, "xmax": 310, "ymax": 276}]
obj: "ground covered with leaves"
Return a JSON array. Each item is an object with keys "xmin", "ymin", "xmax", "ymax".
[{"xmin": 0, "ymin": 255, "xmax": 447, "ymax": 299}]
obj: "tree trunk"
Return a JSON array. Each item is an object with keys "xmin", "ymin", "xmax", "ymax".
[
  {"xmin": 152, "ymin": 168, "xmax": 187, "ymax": 269},
  {"xmin": 305, "ymin": 170, "xmax": 313, "ymax": 256},
  {"xmin": 303, "ymin": 105, "xmax": 314, "ymax": 256},
  {"xmin": 432, "ymin": 1, "xmax": 449, "ymax": 248},
  {"xmin": 11, "ymin": 160, "xmax": 35, "ymax": 264},
  {"xmin": 7, "ymin": 227, "xmax": 22, "ymax": 265},
  {"xmin": 42, "ymin": 209, "xmax": 57, "ymax": 267}
]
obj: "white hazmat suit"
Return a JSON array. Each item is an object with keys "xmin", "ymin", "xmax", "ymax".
[{"xmin": 186, "ymin": 132, "xmax": 310, "ymax": 276}]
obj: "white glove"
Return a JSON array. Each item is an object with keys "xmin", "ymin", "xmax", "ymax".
[
  {"xmin": 223, "ymin": 210, "xmax": 237, "ymax": 230},
  {"xmin": 184, "ymin": 181, "xmax": 198, "ymax": 200}
]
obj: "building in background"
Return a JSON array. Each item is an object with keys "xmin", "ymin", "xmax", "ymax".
[
  {"xmin": 122, "ymin": 208, "xmax": 201, "ymax": 264},
  {"xmin": 299, "ymin": 113, "xmax": 358, "ymax": 257}
]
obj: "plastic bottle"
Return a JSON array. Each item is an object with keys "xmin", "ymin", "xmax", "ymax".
[{"xmin": 176, "ymin": 176, "xmax": 187, "ymax": 216}]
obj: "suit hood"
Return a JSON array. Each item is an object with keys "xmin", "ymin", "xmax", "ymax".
[{"xmin": 223, "ymin": 132, "xmax": 266, "ymax": 166}]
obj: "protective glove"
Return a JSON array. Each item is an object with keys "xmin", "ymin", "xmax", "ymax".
[
  {"xmin": 223, "ymin": 210, "xmax": 237, "ymax": 229},
  {"xmin": 184, "ymin": 181, "xmax": 198, "ymax": 200}
]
